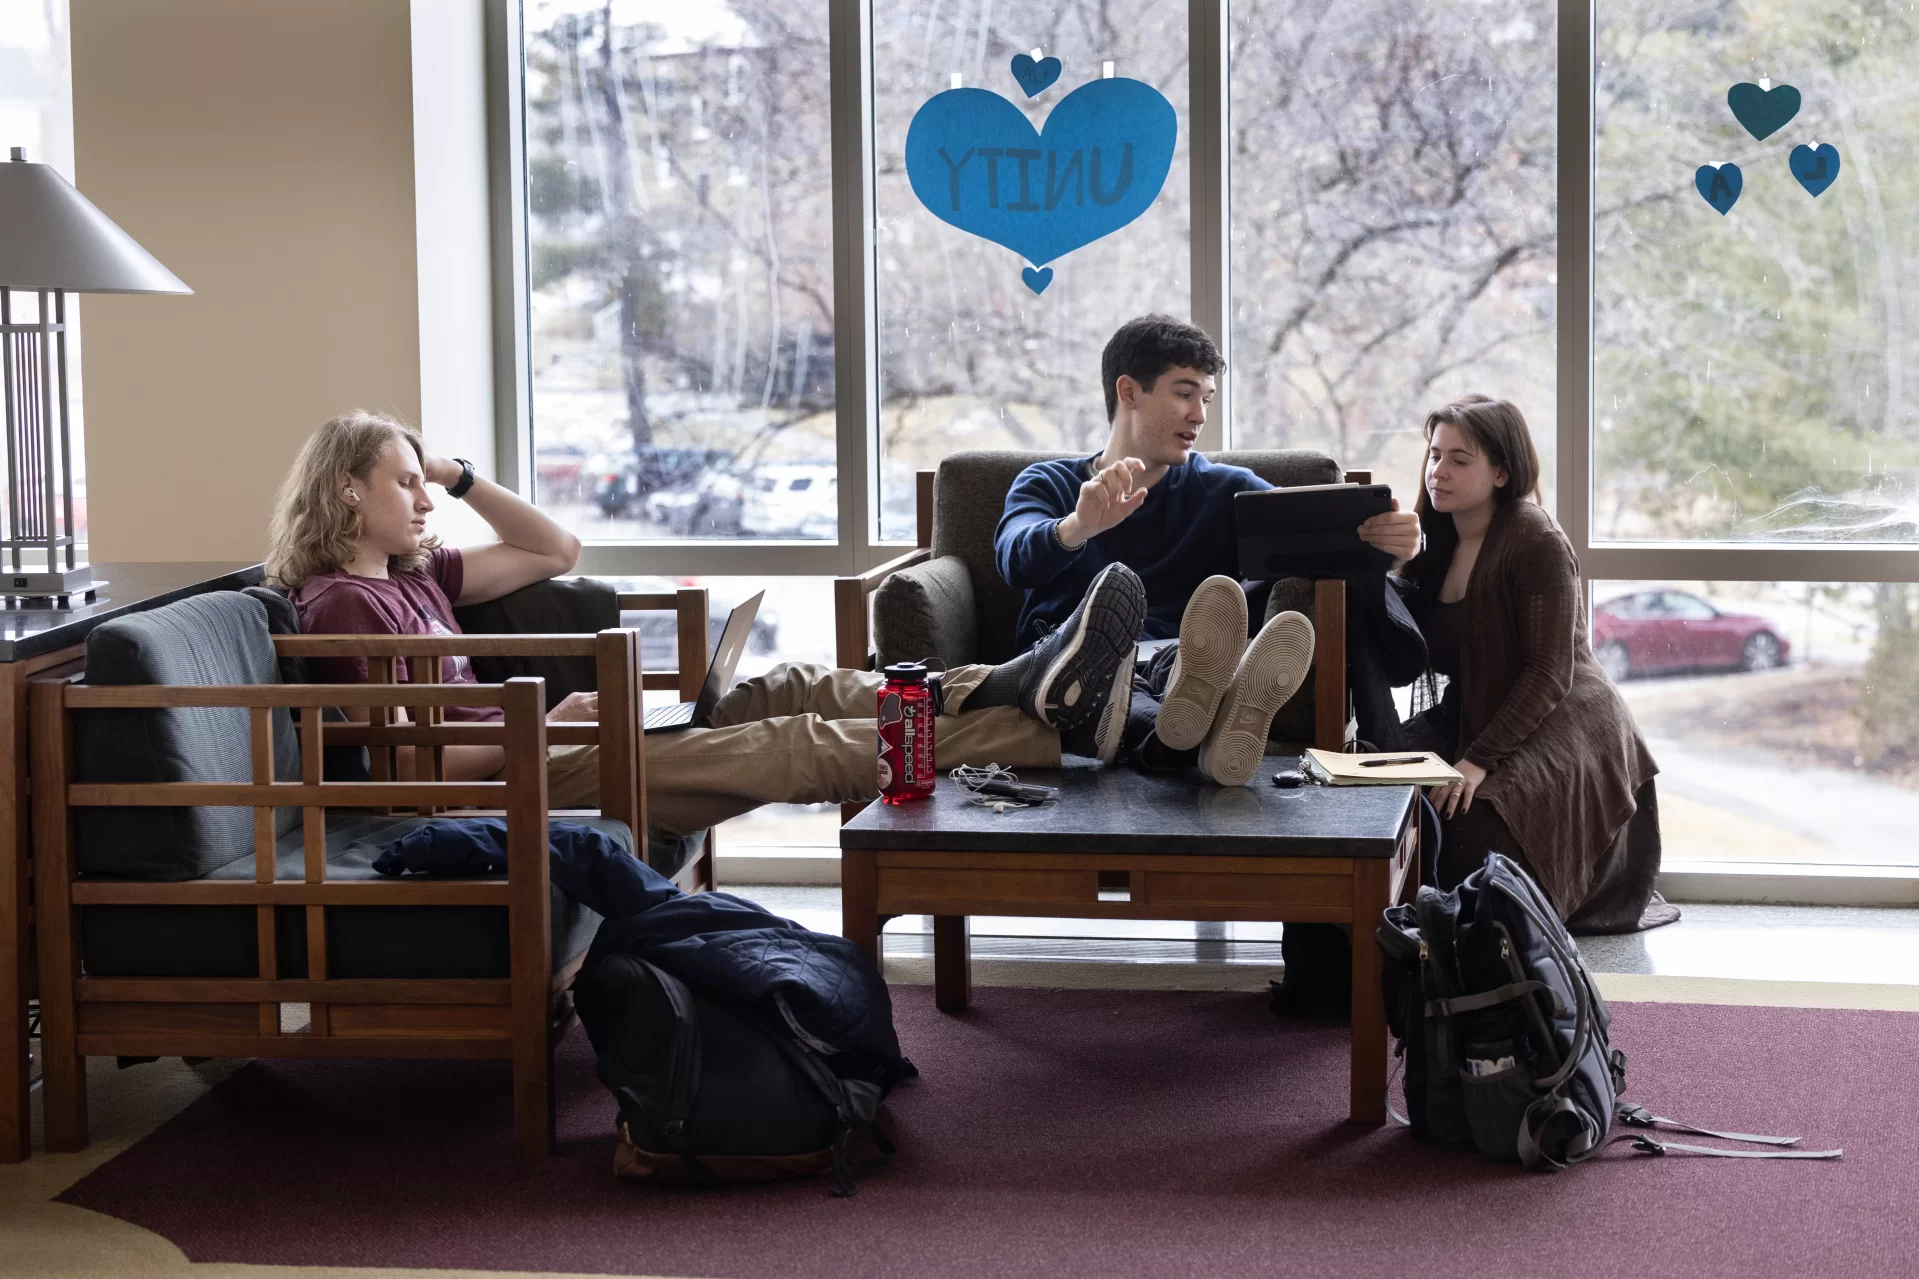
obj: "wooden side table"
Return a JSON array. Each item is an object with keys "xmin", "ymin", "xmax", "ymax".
[
  {"xmin": 0, "ymin": 562, "xmax": 262, "ymax": 1161},
  {"xmin": 841, "ymin": 757, "xmax": 1418, "ymax": 1124}
]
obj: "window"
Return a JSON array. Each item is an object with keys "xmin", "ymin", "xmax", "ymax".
[
  {"xmin": 1595, "ymin": 579, "xmax": 1919, "ymax": 866},
  {"xmin": 870, "ymin": 0, "xmax": 1191, "ymax": 541},
  {"xmin": 627, "ymin": 575, "xmax": 842, "ymax": 853},
  {"xmin": 1229, "ymin": 0, "xmax": 1557, "ymax": 508},
  {"xmin": 500, "ymin": 0, "xmax": 1919, "ymax": 880},
  {"xmin": 522, "ymin": 0, "xmax": 837, "ymax": 546},
  {"xmin": 1592, "ymin": 0, "xmax": 1919, "ymax": 544}
]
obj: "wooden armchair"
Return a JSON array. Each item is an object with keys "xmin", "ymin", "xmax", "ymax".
[
  {"xmin": 30, "ymin": 590, "xmax": 663, "ymax": 1160},
  {"xmin": 835, "ymin": 454, "xmax": 1369, "ymax": 755}
]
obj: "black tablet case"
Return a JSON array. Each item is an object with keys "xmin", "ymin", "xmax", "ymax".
[{"xmin": 1235, "ymin": 483, "xmax": 1398, "ymax": 578}]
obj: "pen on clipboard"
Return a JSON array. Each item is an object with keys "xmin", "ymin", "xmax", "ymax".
[{"xmin": 1356, "ymin": 755, "xmax": 1432, "ymax": 768}]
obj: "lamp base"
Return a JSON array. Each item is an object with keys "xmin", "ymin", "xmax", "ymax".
[{"xmin": 1, "ymin": 563, "xmax": 99, "ymax": 603}]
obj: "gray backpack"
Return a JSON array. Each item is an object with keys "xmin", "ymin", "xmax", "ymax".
[{"xmin": 1377, "ymin": 852, "xmax": 1842, "ymax": 1169}]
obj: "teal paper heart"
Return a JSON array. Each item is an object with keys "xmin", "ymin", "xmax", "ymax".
[
  {"xmin": 1021, "ymin": 265, "xmax": 1054, "ymax": 294},
  {"xmin": 1727, "ymin": 82, "xmax": 1800, "ymax": 140},
  {"xmin": 1695, "ymin": 162, "xmax": 1742, "ymax": 215},
  {"xmin": 1789, "ymin": 143, "xmax": 1840, "ymax": 196},
  {"xmin": 1010, "ymin": 54, "xmax": 1062, "ymax": 98},
  {"xmin": 903, "ymin": 79, "xmax": 1178, "ymax": 269}
]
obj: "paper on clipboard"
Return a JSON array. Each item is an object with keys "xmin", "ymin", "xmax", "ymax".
[{"xmin": 1303, "ymin": 748, "xmax": 1462, "ymax": 787}]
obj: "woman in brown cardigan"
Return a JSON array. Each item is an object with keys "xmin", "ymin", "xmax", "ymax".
[{"xmin": 1386, "ymin": 395, "xmax": 1677, "ymax": 932}]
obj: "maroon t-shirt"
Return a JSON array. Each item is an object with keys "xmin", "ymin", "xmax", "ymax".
[{"xmin": 290, "ymin": 546, "xmax": 503, "ymax": 723}]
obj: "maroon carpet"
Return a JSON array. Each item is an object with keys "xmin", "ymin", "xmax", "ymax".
[{"xmin": 57, "ymin": 990, "xmax": 1914, "ymax": 1278}]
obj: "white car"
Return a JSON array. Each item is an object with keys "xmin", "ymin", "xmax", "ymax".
[{"xmin": 740, "ymin": 464, "xmax": 837, "ymax": 538}]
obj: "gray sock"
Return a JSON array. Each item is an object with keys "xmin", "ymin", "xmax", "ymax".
[{"xmin": 968, "ymin": 649, "xmax": 1034, "ymax": 710}]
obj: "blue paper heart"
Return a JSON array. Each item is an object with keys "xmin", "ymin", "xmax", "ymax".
[
  {"xmin": 1727, "ymin": 82, "xmax": 1801, "ymax": 141},
  {"xmin": 1789, "ymin": 142, "xmax": 1840, "ymax": 196},
  {"xmin": 904, "ymin": 79, "xmax": 1179, "ymax": 269},
  {"xmin": 1695, "ymin": 163, "xmax": 1743, "ymax": 215},
  {"xmin": 1010, "ymin": 53, "xmax": 1062, "ymax": 97},
  {"xmin": 1021, "ymin": 265, "xmax": 1054, "ymax": 294}
]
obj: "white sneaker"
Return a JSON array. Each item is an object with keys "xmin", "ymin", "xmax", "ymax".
[
  {"xmin": 1197, "ymin": 611, "xmax": 1315, "ymax": 786},
  {"xmin": 1153, "ymin": 576, "xmax": 1247, "ymax": 751}
]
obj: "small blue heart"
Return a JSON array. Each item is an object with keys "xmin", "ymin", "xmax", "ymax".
[
  {"xmin": 1727, "ymin": 82, "xmax": 1800, "ymax": 141},
  {"xmin": 1695, "ymin": 162, "xmax": 1743, "ymax": 215},
  {"xmin": 1021, "ymin": 265, "xmax": 1054, "ymax": 294},
  {"xmin": 1789, "ymin": 142, "xmax": 1840, "ymax": 197},
  {"xmin": 1010, "ymin": 53, "xmax": 1062, "ymax": 98}
]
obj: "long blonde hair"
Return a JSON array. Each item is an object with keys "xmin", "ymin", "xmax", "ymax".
[{"xmin": 265, "ymin": 411, "xmax": 440, "ymax": 588}]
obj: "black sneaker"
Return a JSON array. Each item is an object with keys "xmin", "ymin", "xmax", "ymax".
[{"xmin": 1019, "ymin": 563, "xmax": 1147, "ymax": 760}]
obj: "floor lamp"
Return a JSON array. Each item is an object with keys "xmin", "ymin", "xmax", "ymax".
[{"xmin": 0, "ymin": 146, "xmax": 190, "ymax": 602}]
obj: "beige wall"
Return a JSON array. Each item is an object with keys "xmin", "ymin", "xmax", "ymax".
[{"xmin": 71, "ymin": 0, "xmax": 421, "ymax": 562}]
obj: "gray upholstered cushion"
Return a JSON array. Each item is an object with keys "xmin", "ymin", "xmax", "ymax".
[
  {"xmin": 926, "ymin": 449, "xmax": 1343, "ymax": 664},
  {"xmin": 81, "ymin": 813, "xmax": 634, "ymax": 979},
  {"xmin": 74, "ymin": 591, "xmax": 300, "ymax": 881},
  {"xmin": 873, "ymin": 554, "xmax": 979, "ymax": 670}
]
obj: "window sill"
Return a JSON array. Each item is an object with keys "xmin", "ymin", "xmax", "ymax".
[{"xmin": 719, "ymin": 849, "xmax": 1919, "ymax": 908}]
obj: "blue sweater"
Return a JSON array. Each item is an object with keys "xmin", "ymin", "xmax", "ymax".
[{"xmin": 995, "ymin": 452, "xmax": 1270, "ymax": 651}]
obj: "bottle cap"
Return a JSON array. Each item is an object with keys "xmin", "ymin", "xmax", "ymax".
[{"xmin": 882, "ymin": 662, "xmax": 928, "ymax": 683}]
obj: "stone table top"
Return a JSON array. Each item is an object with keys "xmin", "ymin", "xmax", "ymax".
[
  {"xmin": 0, "ymin": 562, "xmax": 264, "ymax": 662},
  {"xmin": 840, "ymin": 755, "xmax": 1417, "ymax": 858}
]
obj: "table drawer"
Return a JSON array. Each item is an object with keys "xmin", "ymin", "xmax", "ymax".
[
  {"xmin": 1143, "ymin": 871, "xmax": 1352, "ymax": 911},
  {"xmin": 879, "ymin": 866, "xmax": 1093, "ymax": 912}
]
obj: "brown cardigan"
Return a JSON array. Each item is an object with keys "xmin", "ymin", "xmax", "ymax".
[{"xmin": 1429, "ymin": 501, "xmax": 1658, "ymax": 914}]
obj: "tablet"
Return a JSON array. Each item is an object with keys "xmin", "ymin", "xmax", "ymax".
[{"xmin": 1234, "ymin": 483, "xmax": 1398, "ymax": 578}]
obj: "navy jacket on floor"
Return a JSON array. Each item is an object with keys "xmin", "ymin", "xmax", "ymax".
[{"xmin": 375, "ymin": 819, "xmax": 909, "ymax": 1087}]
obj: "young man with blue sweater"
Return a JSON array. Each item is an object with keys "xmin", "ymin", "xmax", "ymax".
[{"xmin": 974, "ymin": 315, "xmax": 1420, "ymax": 785}]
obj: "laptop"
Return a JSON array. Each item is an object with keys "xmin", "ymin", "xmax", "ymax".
[{"xmin": 642, "ymin": 591, "xmax": 764, "ymax": 734}]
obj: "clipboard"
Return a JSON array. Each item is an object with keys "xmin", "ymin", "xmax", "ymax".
[{"xmin": 1303, "ymin": 748, "xmax": 1462, "ymax": 787}]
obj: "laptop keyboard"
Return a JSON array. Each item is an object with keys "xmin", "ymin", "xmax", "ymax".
[{"xmin": 644, "ymin": 703, "xmax": 693, "ymax": 729}]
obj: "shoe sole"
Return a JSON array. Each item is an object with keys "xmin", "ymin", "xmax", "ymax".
[
  {"xmin": 1035, "ymin": 565, "xmax": 1147, "ymax": 732},
  {"xmin": 1154, "ymin": 576, "xmax": 1248, "ymax": 751},
  {"xmin": 1089, "ymin": 642, "xmax": 1136, "ymax": 764},
  {"xmin": 1198, "ymin": 611, "xmax": 1315, "ymax": 787}
]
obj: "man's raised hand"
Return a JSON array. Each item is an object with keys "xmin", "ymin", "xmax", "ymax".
[{"xmin": 1057, "ymin": 456, "xmax": 1148, "ymax": 548}]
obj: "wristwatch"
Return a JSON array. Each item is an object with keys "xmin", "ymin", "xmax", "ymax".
[{"xmin": 447, "ymin": 458, "xmax": 476, "ymax": 499}]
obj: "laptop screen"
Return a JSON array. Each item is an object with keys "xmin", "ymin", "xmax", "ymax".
[{"xmin": 690, "ymin": 591, "xmax": 764, "ymax": 720}]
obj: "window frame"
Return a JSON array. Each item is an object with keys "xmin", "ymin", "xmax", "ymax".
[{"xmin": 487, "ymin": 0, "xmax": 1919, "ymax": 593}]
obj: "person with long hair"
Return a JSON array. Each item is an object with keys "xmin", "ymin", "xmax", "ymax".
[
  {"xmin": 1358, "ymin": 395, "xmax": 1675, "ymax": 932},
  {"xmin": 265, "ymin": 412, "xmax": 1143, "ymax": 843}
]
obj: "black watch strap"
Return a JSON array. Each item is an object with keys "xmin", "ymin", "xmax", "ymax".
[{"xmin": 447, "ymin": 457, "xmax": 476, "ymax": 499}]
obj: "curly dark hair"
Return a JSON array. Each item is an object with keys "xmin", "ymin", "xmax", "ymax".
[{"xmin": 1100, "ymin": 315, "xmax": 1224, "ymax": 422}]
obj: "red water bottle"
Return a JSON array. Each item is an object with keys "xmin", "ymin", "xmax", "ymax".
[{"xmin": 877, "ymin": 662, "xmax": 937, "ymax": 804}]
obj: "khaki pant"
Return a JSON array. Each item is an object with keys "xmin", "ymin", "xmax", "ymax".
[{"xmin": 542, "ymin": 662, "xmax": 1057, "ymax": 839}]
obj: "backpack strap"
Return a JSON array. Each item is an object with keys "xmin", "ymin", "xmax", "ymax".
[
  {"xmin": 1425, "ymin": 980, "xmax": 1566, "ymax": 1019},
  {"xmin": 1616, "ymin": 1102, "xmax": 1824, "ymax": 1150},
  {"xmin": 635, "ymin": 963, "xmax": 713, "ymax": 1186},
  {"xmin": 760, "ymin": 1018, "xmax": 895, "ymax": 1198},
  {"xmin": 1621, "ymin": 1136, "xmax": 1843, "ymax": 1160}
]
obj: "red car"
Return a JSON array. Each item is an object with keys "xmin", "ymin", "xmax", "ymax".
[{"xmin": 1591, "ymin": 589, "xmax": 1791, "ymax": 683}]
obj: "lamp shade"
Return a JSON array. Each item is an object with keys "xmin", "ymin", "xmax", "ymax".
[{"xmin": 0, "ymin": 150, "xmax": 190, "ymax": 294}]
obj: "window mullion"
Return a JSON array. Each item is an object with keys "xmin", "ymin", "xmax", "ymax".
[
  {"xmin": 830, "ymin": 0, "xmax": 880, "ymax": 573},
  {"xmin": 1189, "ymin": 0, "xmax": 1230, "ymax": 451},
  {"xmin": 1559, "ymin": 0, "xmax": 1595, "ymax": 562}
]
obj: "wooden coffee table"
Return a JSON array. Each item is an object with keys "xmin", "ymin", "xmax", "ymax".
[{"xmin": 840, "ymin": 756, "xmax": 1420, "ymax": 1124}]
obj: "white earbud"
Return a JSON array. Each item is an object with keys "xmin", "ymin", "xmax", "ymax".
[{"xmin": 345, "ymin": 488, "xmax": 359, "ymax": 503}]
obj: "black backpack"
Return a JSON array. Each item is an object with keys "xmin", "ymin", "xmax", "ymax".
[
  {"xmin": 1378, "ymin": 851, "xmax": 1841, "ymax": 1169},
  {"xmin": 573, "ymin": 954, "xmax": 893, "ymax": 1196}
]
